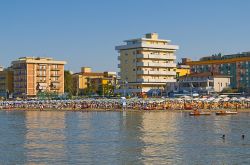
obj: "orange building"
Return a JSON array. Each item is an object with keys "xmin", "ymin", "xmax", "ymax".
[
  {"xmin": 11, "ymin": 57, "xmax": 66, "ymax": 98},
  {"xmin": 0, "ymin": 67, "xmax": 14, "ymax": 98}
]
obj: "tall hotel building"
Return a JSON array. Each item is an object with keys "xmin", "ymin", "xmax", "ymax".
[
  {"xmin": 11, "ymin": 57, "xmax": 66, "ymax": 98},
  {"xmin": 116, "ymin": 33, "xmax": 179, "ymax": 94}
]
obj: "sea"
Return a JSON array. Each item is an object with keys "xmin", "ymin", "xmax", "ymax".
[{"xmin": 0, "ymin": 110, "xmax": 249, "ymax": 164}]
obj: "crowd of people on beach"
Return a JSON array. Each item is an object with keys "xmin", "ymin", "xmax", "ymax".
[{"xmin": 1, "ymin": 96, "xmax": 250, "ymax": 111}]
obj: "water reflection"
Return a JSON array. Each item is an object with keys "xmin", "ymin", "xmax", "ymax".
[
  {"xmin": 140, "ymin": 112, "xmax": 181, "ymax": 164},
  {"xmin": 24, "ymin": 111, "xmax": 67, "ymax": 164},
  {"xmin": 0, "ymin": 111, "xmax": 249, "ymax": 164},
  {"xmin": 0, "ymin": 111, "xmax": 27, "ymax": 164}
]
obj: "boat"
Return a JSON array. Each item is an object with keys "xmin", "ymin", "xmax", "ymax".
[
  {"xmin": 215, "ymin": 110, "xmax": 238, "ymax": 115},
  {"xmin": 189, "ymin": 110, "xmax": 211, "ymax": 116}
]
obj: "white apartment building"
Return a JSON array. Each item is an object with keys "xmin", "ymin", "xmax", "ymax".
[{"xmin": 115, "ymin": 33, "xmax": 179, "ymax": 94}]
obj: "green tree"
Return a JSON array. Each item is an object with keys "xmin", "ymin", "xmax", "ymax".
[
  {"xmin": 221, "ymin": 87, "xmax": 234, "ymax": 93},
  {"xmin": 64, "ymin": 70, "xmax": 73, "ymax": 97}
]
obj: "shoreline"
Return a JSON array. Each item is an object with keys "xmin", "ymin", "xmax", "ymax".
[{"xmin": 1, "ymin": 108, "xmax": 250, "ymax": 112}]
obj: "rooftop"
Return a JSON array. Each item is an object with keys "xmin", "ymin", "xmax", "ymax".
[
  {"xmin": 11, "ymin": 57, "xmax": 66, "ymax": 65},
  {"xmin": 124, "ymin": 33, "xmax": 171, "ymax": 43},
  {"xmin": 200, "ymin": 52, "xmax": 250, "ymax": 61}
]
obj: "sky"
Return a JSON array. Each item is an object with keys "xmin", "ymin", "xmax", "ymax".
[{"xmin": 1, "ymin": 0, "xmax": 250, "ymax": 72}]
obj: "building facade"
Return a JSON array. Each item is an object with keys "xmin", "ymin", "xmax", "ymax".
[
  {"xmin": 178, "ymin": 73, "xmax": 231, "ymax": 93},
  {"xmin": 11, "ymin": 57, "xmax": 66, "ymax": 98},
  {"xmin": 87, "ymin": 72, "xmax": 117, "ymax": 96},
  {"xmin": 0, "ymin": 68, "xmax": 14, "ymax": 98},
  {"xmin": 176, "ymin": 64, "xmax": 190, "ymax": 78},
  {"xmin": 184, "ymin": 52, "xmax": 250, "ymax": 89},
  {"xmin": 72, "ymin": 67, "xmax": 117, "ymax": 96},
  {"xmin": 166, "ymin": 72, "xmax": 230, "ymax": 96},
  {"xmin": 116, "ymin": 33, "xmax": 179, "ymax": 95}
]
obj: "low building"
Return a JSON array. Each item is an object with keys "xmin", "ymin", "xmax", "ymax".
[
  {"xmin": 72, "ymin": 67, "xmax": 117, "ymax": 96},
  {"xmin": 177, "ymin": 72, "xmax": 231, "ymax": 94},
  {"xmin": 183, "ymin": 52, "xmax": 250, "ymax": 89},
  {"xmin": 87, "ymin": 72, "xmax": 117, "ymax": 96},
  {"xmin": 0, "ymin": 68, "xmax": 14, "ymax": 99}
]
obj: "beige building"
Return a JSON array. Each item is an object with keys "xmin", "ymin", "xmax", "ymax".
[
  {"xmin": 73, "ymin": 67, "xmax": 117, "ymax": 96},
  {"xmin": 115, "ymin": 33, "xmax": 179, "ymax": 94},
  {"xmin": 11, "ymin": 57, "xmax": 66, "ymax": 98},
  {"xmin": 178, "ymin": 72, "xmax": 231, "ymax": 93},
  {"xmin": 0, "ymin": 68, "xmax": 14, "ymax": 98},
  {"xmin": 73, "ymin": 67, "xmax": 104, "ymax": 95}
]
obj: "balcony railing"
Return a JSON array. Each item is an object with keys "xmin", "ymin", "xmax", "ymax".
[
  {"xmin": 51, "ymin": 74, "xmax": 61, "ymax": 77},
  {"xmin": 136, "ymin": 78, "xmax": 176, "ymax": 83},
  {"xmin": 37, "ymin": 80, "xmax": 46, "ymax": 83},
  {"xmin": 51, "ymin": 68, "xmax": 60, "ymax": 71},
  {"xmin": 37, "ymin": 68, "xmax": 46, "ymax": 71},
  {"xmin": 136, "ymin": 54, "xmax": 176, "ymax": 60},
  {"xmin": 136, "ymin": 62, "xmax": 176, "ymax": 68},
  {"xmin": 37, "ymin": 74, "xmax": 46, "ymax": 77},
  {"xmin": 51, "ymin": 86, "xmax": 60, "ymax": 90},
  {"xmin": 136, "ymin": 70, "xmax": 176, "ymax": 75},
  {"xmin": 51, "ymin": 80, "xmax": 60, "ymax": 83}
]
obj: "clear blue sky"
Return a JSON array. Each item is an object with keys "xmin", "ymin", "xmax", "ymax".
[{"xmin": 1, "ymin": 0, "xmax": 250, "ymax": 72}]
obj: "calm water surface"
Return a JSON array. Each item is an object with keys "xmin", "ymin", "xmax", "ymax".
[{"xmin": 0, "ymin": 111, "xmax": 249, "ymax": 164}]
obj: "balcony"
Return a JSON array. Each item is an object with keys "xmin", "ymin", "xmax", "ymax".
[
  {"xmin": 37, "ymin": 74, "xmax": 46, "ymax": 77},
  {"xmin": 51, "ymin": 86, "xmax": 60, "ymax": 90},
  {"xmin": 179, "ymin": 77, "xmax": 213, "ymax": 83},
  {"xmin": 51, "ymin": 80, "xmax": 60, "ymax": 83},
  {"xmin": 136, "ymin": 62, "xmax": 176, "ymax": 68},
  {"xmin": 136, "ymin": 54, "xmax": 176, "ymax": 60},
  {"xmin": 37, "ymin": 80, "xmax": 46, "ymax": 83},
  {"xmin": 51, "ymin": 68, "xmax": 60, "ymax": 71},
  {"xmin": 118, "ymin": 64, "xmax": 121, "ymax": 68},
  {"xmin": 37, "ymin": 68, "xmax": 46, "ymax": 71},
  {"xmin": 137, "ymin": 78, "xmax": 176, "ymax": 83},
  {"xmin": 117, "ymin": 56, "xmax": 121, "ymax": 60},
  {"xmin": 137, "ymin": 70, "xmax": 176, "ymax": 75},
  {"xmin": 50, "ymin": 74, "xmax": 60, "ymax": 77}
]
